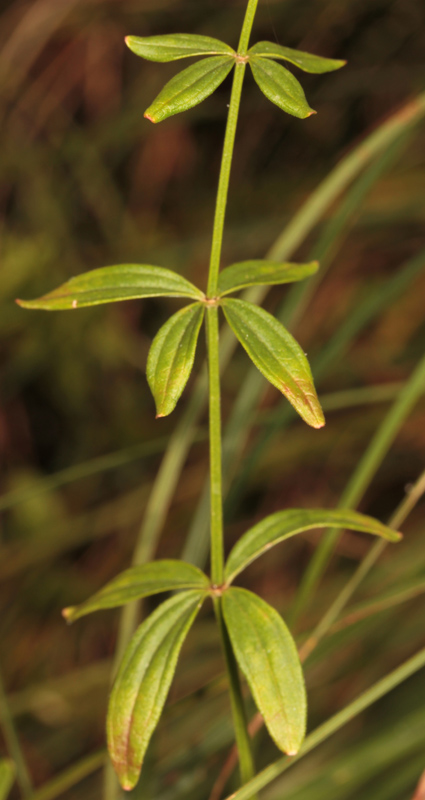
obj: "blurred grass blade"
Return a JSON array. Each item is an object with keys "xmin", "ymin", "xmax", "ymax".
[
  {"xmin": 221, "ymin": 298, "xmax": 324, "ymax": 428},
  {"xmin": 144, "ymin": 56, "xmax": 235, "ymax": 123},
  {"xmin": 250, "ymin": 57, "xmax": 315, "ymax": 118},
  {"xmin": 0, "ymin": 761, "xmax": 15, "ymax": 800},
  {"xmin": 217, "ymin": 260, "xmax": 318, "ymax": 296},
  {"xmin": 64, "ymin": 560, "xmax": 209, "ymax": 622},
  {"xmin": 108, "ymin": 591, "xmax": 204, "ymax": 790},
  {"xmin": 225, "ymin": 509, "xmax": 401, "ymax": 584},
  {"xmin": 17, "ymin": 265, "xmax": 203, "ymax": 310},
  {"xmin": 125, "ymin": 34, "xmax": 235, "ymax": 62},
  {"xmin": 147, "ymin": 303, "xmax": 204, "ymax": 417},
  {"xmin": 222, "ymin": 588, "xmax": 306, "ymax": 756},
  {"xmin": 293, "ymin": 350, "xmax": 425, "ymax": 623},
  {"xmin": 224, "ymin": 646, "xmax": 425, "ymax": 800},
  {"xmin": 249, "ymin": 41, "xmax": 346, "ymax": 73}
]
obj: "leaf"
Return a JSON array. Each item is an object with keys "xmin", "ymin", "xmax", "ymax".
[
  {"xmin": 144, "ymin": 56, "xmax": 235, "ymax": 123},
  {"xmin": 108, "ymin": 590, "xmax": 205, "ymax": 790},
  {"xmin": 16, "ymin": 265, "xmax": 203, "ymax": 310},
  {"xmin": 249, "ymin": 41, "xmax": 346, "ymax": 74},
  {"xmin": 225, "ymin": 509, "xmax": 402, "ymax": 583},
  {"xmin": 221, "ymin": 298, "xmax": 324, "ymax": 428},
  {"xmin": 217, "ymin": 260, "xmax": 319, "ymax": 296},
  {"xmin": 125, "ymin": 33, "xmax": 235, "ymax": 62},
  {"xmin": 0, "ymin": 761, "xmax": 15, "ymax": 800},
  {"xmin": 147, "ymin": 303, "xmax": 204, "ymax": 417},
  {"xmin": 250, "ymin": 57, "xmax": 315, "ymax": 119},
  {"xmin": 223, "ymin": 587, "xmax": 306, "ymax": 755},
  {"xmin": 63, "ymin": 560, "xmax": 209, "ymax": 622}
]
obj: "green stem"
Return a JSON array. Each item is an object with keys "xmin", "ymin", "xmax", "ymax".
[
  {"xmin": 214, "ymin": 599, "xmax": 256, "ymax": 790},
  {"xmin": 206, "ymin": 0, "xmax": 257, "ymax": 297},
  {"xmin": 207, "ymin": 306, "xmax": 224, "ymax": 587},
  {"xmin": 205, "ymin": 0, "xmax": 258, "ymax": 786}
]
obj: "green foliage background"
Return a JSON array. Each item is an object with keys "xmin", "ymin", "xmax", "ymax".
[{"xmin": 1, "ymin": 0, "xmax": 425, "ymax": 798}]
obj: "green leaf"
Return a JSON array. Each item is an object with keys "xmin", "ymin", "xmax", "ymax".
[
  {"xmin": 223, "ymin": 587, "xmax": 306, "ymax": 756},
  {"xmin": 249, "ymin": 41, "xmax": 346, "ymax": 74},
  {"xmin": 217, "ymin": 260, "xmax": 319, "ymax": 296},
  {"xmin": 108, "ymin": 590, "xmax": 204, "ymax": 790},
  {"xmin": 63, "ymin": 560, "xmax": 209, "ymax": 622},
  {"xmin": 250, "ymin": 57, "xmax": 315, "ymax": 119},
  {"xmin": 147, "ymin": 303, "xmax": 204, "ymax": 417},
  {"xmin": 0, "ymin": 761, "xmax": 15, "ymax": 800},
  {"xmin": 221, "ymin": 298, "xmax": 324, "ymax": 428},
  {"xmin": 16, "ymin": 265, "xmax": 203, "ymax": 310},
  {"xmin": 225, "ymin": 509, "xmax": 402, "ymax": 584},
  {"xmin": 144, "ymin": 56, "xmax": 235, "ymax": 123},
  {"xmin": 125, "ymin": 33, "xmax": 235, "ymax": 62}
]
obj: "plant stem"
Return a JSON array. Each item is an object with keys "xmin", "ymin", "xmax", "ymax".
[
  {"xmin": 206, "ymin": 0, "xmax": 258, "ymax": 297},
  {"xmin": 207, "ymin": 306, "xmax": 225, "ymax": 587},
  {"xmin": 205, "ymin": 0, "xmax": 258, "ymax": 787},
  {"xmin": 214, "ymin": 599, "xmax": 256, "ymax": 791}
]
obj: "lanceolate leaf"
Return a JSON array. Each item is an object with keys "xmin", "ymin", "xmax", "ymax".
[
  {"xmin": 144, "ymin": 56, "xmax": 235, "ymax": 123},
  {"xmin": 250, "ymin": 57, "xmax": 315, "ymax": 119},
  {"xmin": 147, "ymin": 303, "xmax": 204, "ymax": 417},
  {"xmin": 16, "ymin": 265, "xmax": 203, "ymax": 310},
  {"xmin": 126, "ymin": 33, "xmax": 235, "ymax": 62},
  {"xmin": 63, "ymin": 560, "xmax": 209, "ymax": 622},
  {"xmin": 223, "ymin": 588, "xmax": 306, "ymax": 756},
  {"xmin": 249, "ymin": 41, "xmax": 346, "ymax": 74},
  {"xmin": 221, "ymin": 298, "xmax": 324, "ymax": 428},
  {"xmin": 225, "ymin": 509, "xmax": 402, "ymax": 583},
  {"xmin": 217, "ymin": 260, "xmax": 318, "ymax": 296},
  {"xmin": 0, "ymin": 760, "xmax": 15, "ymax": 800},
  {"xmin": 108, "ymin": 591, "xmax": 205, "ymax": 790}
]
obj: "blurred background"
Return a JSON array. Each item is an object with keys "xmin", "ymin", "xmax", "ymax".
[{"xmin": 1, "ymin": 0, "xmax": 425, "ymax": 798}]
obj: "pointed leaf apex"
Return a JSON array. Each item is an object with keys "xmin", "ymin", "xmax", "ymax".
[
  {"xmin": 144, "ymin": 112, "xmax": 156, "ymax": 123},
  {"xmin": 62, "ymin": 607, "xmax": 73, "ymax": 622},
  {"xmin": 308, "ymin": 109, "xmax": 317, "ymax": 117},
  {"xmin": 156, "ymin": 413, "xmax": 165, "ymax": 419}
]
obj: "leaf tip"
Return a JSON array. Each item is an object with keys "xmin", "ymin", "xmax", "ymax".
[
  {"xmin": 144, "ymin": 111, "xmax": 156, "ymax": 123},
  {"xmin": 307, "ymin": 109, "xmax": 317, "ymax": 117},
  {"xmin": 155, "ymin": 412, "xmax": 165, "ymax": 419},
  {"xmin": 62, "ymin": 607, "xmax": 74, "ymax": 623}
]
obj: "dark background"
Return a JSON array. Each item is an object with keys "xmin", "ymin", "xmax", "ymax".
[{"xmin": 1, "ymin": 1, "xmax": 425, "ymax": 798}]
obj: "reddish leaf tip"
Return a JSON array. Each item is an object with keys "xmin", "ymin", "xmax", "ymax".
[
  {"xmin": 15, "ymin": 298, "xmax": 23, "ymax": 306},
  {"xmin": 156, "ymin": 413, "xmax": 165, "ymax": 419},
  {"xmin": 144, "ymin": 112, "xmax": 156, "ymax": 123},
  {"xmin": 62, "ymin": 607, "xmax": 73, "ymax": 623},
  {"xmin": 307, "ymin": 109, "xmax": 317, "ymax": 117}
]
